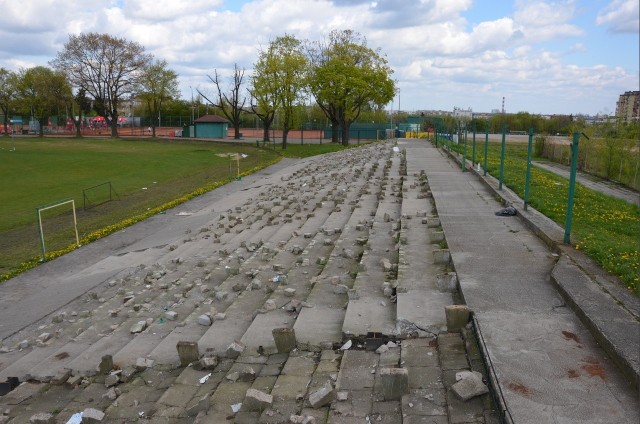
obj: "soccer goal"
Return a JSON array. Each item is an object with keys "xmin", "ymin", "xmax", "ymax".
[
  {"xmin": 36, "ymin": 198, "xmax": 80, "ymax": 262},
  {"xmin": 83, "ymin": 181, "xmax": 119, "ymax": 210}
]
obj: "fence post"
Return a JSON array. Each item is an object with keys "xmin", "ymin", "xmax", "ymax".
[
  {"xmin": 472, "ymin": 122, "xmax": 476, "ymax": 168},
  {"xmin": 524, "ymin": 128, "xmax": 533, "ymax": 210},
  {"xmin": 499, "ymin": 125, "xmax": 506, "ymax": 190},
  {"xmin": 434, "ymin": 124, "xmax": 438, "ymax": 147},
  {"xmin": 484, "ymin": 125, "xmax": 488, "ymax": 176},
  {"xmin": 462, "ymin": 126, "xmax": 467, "ymax": 172},
  {"xmin": 564, "ymin": 132, "xmax": 581, "ymax": 244}
]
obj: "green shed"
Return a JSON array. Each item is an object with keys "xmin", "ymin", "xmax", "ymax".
[{"xmin": 188, "ymin": 115, "xmax": 229, "ymax": 139}]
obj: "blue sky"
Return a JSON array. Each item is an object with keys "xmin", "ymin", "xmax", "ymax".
[{"xmin": 0, "ymin": 0, "xmax": 637, "ymax": 115}]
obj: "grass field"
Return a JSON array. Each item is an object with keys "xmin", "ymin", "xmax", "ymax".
[
  {"xmin": 0, "ymin": 137, "xmax": 280, "ymax": 279},
  {"xmin": 446, "ymin": 139, "xmax": 640, "ymax": 294}
]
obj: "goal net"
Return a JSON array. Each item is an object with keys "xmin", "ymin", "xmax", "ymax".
[{"xmin": 36, "ymin": 199, "xmax": 80, "ymax": 261}]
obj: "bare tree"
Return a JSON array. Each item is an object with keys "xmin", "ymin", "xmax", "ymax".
[
  {"xmin": 198, "ymin": 64, "xmax": 246, "ymax": 139},
  {"xmin": 51, "ymin": 33, "xmax": 151, "ymax": 137}
]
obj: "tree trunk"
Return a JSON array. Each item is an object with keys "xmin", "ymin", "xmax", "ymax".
[
  {"xmin": 331, "ymin": 122, "xmax": 340, "ymax": 143},
  {"xmin": 38, "ymin": 118, "xmax": 44, "ymax": 137},
  {"xmin": 341, "ymin": 126, "xmax": 350, "ymax": 146},
  {"xmin": 234, "ymin": 123, "xmax": 241, "ymax": 139},
  {"xmin": 110, "ymin": 116, "xmax": 118, "ymax": 138},
  {"xmin": 262, "ymin": 126, "xmax": 270, "ymax": 142},
  {"xmin": 2, "ymin": 110, "xmax": 8, "ymax": 136},
  {"xmin": 282, "ymin": 124, "xmax": 289, "ymax": 150},
  {"xmin": 74, "ymin": 117, "xmax": 82, "ymax": 138}
]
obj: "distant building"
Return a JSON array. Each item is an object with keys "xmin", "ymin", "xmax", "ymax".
[
  {"xmin": 452, "ymin": 107, "xmax": 473, "ymax": 120},
  {"xmin": 183, "ymin": 114, "xmax": 229, "ymax": 138},
  {"xmin": 615, "ymin": 91, "xmax": 640, "ymax": 123}
]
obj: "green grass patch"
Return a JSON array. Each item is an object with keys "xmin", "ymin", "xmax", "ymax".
[
  {"xmin": 446, "ymin": 139, "xmax": 639, "ymax": 294},
  {"xmin": 0, "ymin": 137, "xmax": 280, "ymax": 280}
]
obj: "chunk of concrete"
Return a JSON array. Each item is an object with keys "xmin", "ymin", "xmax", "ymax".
[
  {"xmin": 199, "ymin": 356, "xmax": 219, "ymax": 370},
  {"xmin": 308, "ymin": 381, "xmax": 335, "ymax": 408},
  {"xmin": 104, "ymin": 373, "xmax": 119, "ymax": 388},
  {"xmin": 177, "ymin": 341, "xmax": 200, "ymax": 366},
  {"xmin": 380, "ymin": 368, "xmax": 408, "ymax": 400},
  {"xmin": 97, "ymin": 355, "xmax": 113, "ymax": 375},
  {"xmin": 243, "ymin": 388, "xmax": 273, "ymax": 411},
  {"xmin": 81, "ymin": 407, "xmax": 105, "ymax": 422},
  {"xmin": 451, "ymin": 371, "xmax": 488, "ymax": 401},
  {"xmin": 226, "ymin": 340, "xmax": 245, "ymax": 359},
  {"xmin": 135, "ymin": 357, "xmax": 154, "ymax": 371},
  {"xmin": 436, "ymin": 272, "xmax": 458, "ymax": 292},
  {"xmin": 433, "ymin": 249, "xmax": 451, "ymax": 265},
  {"xmin": 445, "ymin": 305, "xmax": 470, "ymax": 333},
  {"xmin": 29, "ymin": 413, "xmax": 55, "ymax": 424},
  {"xmin": 130, "ymin": 320, "xmax": 147, "ymax": 334},
  {"xmin": 197, "ymin": 314, "xmax": 212, "ymax": 326},
  {"xmin": 272, "ymin": 327, "xmax": 297, "ymax": 353}
]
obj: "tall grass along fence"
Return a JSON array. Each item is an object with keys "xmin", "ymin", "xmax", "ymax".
[{"xmin": 434, "ymin": 127, "xmax": 639, "ymax": 295}]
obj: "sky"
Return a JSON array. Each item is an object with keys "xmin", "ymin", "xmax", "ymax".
[{"xmin": 0, "ymin": 0, "xmax": 638, "ymax": 116}]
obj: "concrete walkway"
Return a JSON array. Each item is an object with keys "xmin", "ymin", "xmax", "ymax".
[
  {"xmin": 533, "ymin": 160, "xmax": 639, "ymax": 206},
  {"xmin": 403, "ymin": 140, "xmax": 638, "ymax": 423}
]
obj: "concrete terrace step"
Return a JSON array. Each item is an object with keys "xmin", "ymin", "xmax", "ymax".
[
  {"xmin": 1, "ymin": 141, "xmax": 636, "ymax": 424},
  {"xmin": 396, "ymin": 166, "xmax": 454, "ymax": 337},
  {"xmin": 342, "ymin": 151, "xmax": 401, "ymax": 339},
  {"xmin": 0, "ymin": 163, "xmax": 340, "ymax": 381},
  {"xmin": 115, "ymin": 177, "xmax": 339, "ymax": 366},
  {"xmin": 294, "ymin": 155, "xmax": 390, "ymax": 350}
]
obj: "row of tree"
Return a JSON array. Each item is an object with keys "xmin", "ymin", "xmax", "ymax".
[
  {"xmin": 0, "ymin": 30, "xmax": 395, "ymax": 146},
  {"xmin": 0, "ymin": 33, "xmax": 179, "ymax": 138},
  {"xmin": 200, "ymin": 30, "xmax": 395, "ymax": 147}
]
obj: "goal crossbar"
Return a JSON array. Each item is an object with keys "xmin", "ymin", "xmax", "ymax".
[{"xmin": 36, "ymin": 198, "xmax": 80, "ymax": 262}]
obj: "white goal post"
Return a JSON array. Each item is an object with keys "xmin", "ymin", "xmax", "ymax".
[{"xmin": 36, "ymin": 198, "xmax": 80, "ymax": 262}]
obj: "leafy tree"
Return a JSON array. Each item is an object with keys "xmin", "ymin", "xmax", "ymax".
[
  {"xmin": 16, "ymin": 66, "xmax": 72, "ymax": 137},
  {"xmin": 0, "ymin": 68, "xmax": 19, "ymax": 136},
  {"xmin": 252, "ymin": 35, "xmax": 307, "ymax": 149},
  {"xmin": 276, "ymin": 36, "xmax": 308, "ymax": 149},
  {"xmin": 52, "ymin": 33, "xmax": 151, "ymax": 137},
  {"xmin": 198, "ymin": 64, "xmax": 246, "ymax": 139},
  {"xmin": 249, "ymin": 42, "xmax": 280, "ymax": 142},
  {"xmin": 307, "ymin": 29, "xmax": 395, "ymax": 145},
  {"xmin": 137, "ymin": 59, "xmax": 179, "ymax": 137}
]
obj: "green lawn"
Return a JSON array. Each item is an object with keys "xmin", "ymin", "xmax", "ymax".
[
  {"xmin": 445, "ymin": 139, "xmax": 639, "ymax": 294},
  {"xmin": 0, "ymin": 137, "xmax": 279, "ymax": 278}
]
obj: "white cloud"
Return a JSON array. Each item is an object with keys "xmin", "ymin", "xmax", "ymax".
[
  {"xmin": 513, "ymin": 1, "xmax": 584, "ymax": 42},
  {"xmin": 0, "ymin": 0, "xmax": 635, "ymax": 115},
  {"xmin": 596, "ymin": 0, "xmax": 640, "ymax": 33}
]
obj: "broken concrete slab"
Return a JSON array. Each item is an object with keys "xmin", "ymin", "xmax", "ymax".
[
  {"xmin": 308, "ymin": 381, "xmax": 335, "ymax": 408},
  {"xmin": 451, "ymin": 371, "xmax": 488, "ymax": 401},
  {"xmin": 243, "ymin": 388, "xmax": 273, "ymax": 411}
]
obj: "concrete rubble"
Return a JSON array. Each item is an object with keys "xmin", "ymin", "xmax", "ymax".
[{"xmin": 0, "ymin": 140, "xmax": 636, "ymax": 424}]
